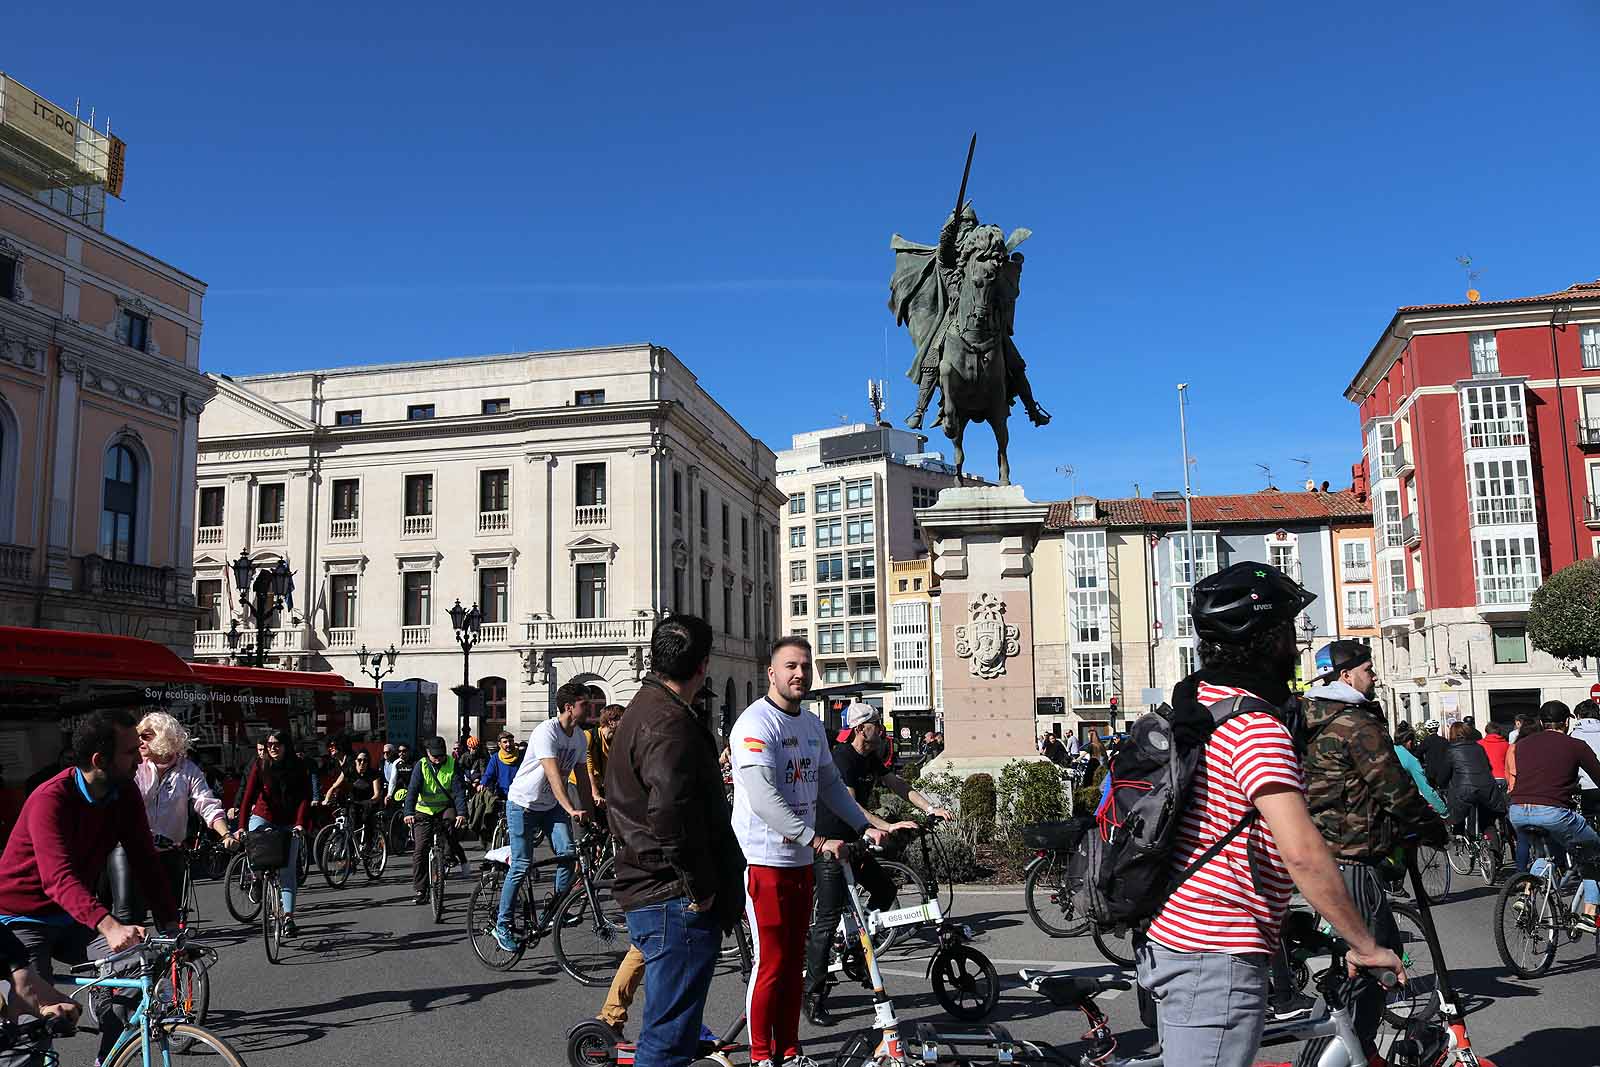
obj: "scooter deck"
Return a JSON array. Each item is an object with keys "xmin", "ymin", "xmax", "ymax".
[{"xmin": 902, "ymin": 1021, "xmax": 1050, "ymax": 1063}]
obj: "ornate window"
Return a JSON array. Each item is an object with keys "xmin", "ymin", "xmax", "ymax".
[{"xmin": 100, "ymin": 443, "xmax": 140, "ymax": 561}]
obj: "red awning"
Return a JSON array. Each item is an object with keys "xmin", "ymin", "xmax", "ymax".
[
  {"xmin": 186, "ymin": 664, "xmax": 354, "ymax": 690},
  {"xmin": 0, "ymin": 626, "xmax": 195, "ymax": 683}
]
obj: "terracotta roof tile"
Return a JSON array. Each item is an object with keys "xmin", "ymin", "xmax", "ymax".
[
  {"xmin": 1044, "ymin": 489, "xmax": 1369, "ymax": 531},
  {"xmin": 1397, "ymin": 279, "xmax": 1600, "ymax": 314}
]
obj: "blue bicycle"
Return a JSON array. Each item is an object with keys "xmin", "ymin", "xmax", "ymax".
[{"xmin": 3, "ymin": 930, "xmax": 246, "ymax": 1067}]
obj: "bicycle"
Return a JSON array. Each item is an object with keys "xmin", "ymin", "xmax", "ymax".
[
  {"xmin": 63, "ymin": 930, "xmax": 246, "ymax": 1066},
  {"xmin": 1017, "ymin": 849, "xmax": 1478, "ymax": 1067},
  {"xmin": 222, "ymin": 847, "xmax": 264, "ymax": 925},
  {"xmin": 418, "ymin": 818, "xmax": 462, "ymax": 924},
  {"xmin": 1444, "ymin": 806, "xmax": 1505, "ymax": 887},
  {"xmin": 317, "ymin": 804, "xmax": 388, "ymax": 887},
  {"xmin": 254, "ymin": 827, "xmax": 302, "ymax": 964},
  {"xmin": 466, "ymin": 823, "xmax": 628, "ymax": 984},
  {"xmin": 1022, "ymin": 818, "xmax": 1094, "ymax": 938},
  {"xmin": 1493, "ymin": 825, "xmax": 1600, "ymax": 977},
  {"xmin": 827, "ymin": 839, "xmax": 999, "ymax": 1023},
  {"xmin": 0, "ymin": 1014, "xmax": 76, "ymax": 1067}
]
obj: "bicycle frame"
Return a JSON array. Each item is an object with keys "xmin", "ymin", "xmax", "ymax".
[
  {"xmin": 71, "ymin": 936, "xmax": 194, "ymax": 1067},
  {"xmin": 836, "ymin": 851, "xmax": 911, "ymax": 1063}
]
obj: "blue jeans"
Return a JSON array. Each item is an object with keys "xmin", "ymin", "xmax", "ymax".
[
  {"xmin": 1509, "ymin": 804, "xmax": 1600, "ymax": 906},
  {"xmin": 247, "ymin": 815, "xmax": 299, "ymax": 913},
  {"xmin": 625, "ymin": 899, "xmax": 720, "ymax": 1067},
  {"xmin": 497, "ymin": 803, "xmax": 574, "ymax": 927}
]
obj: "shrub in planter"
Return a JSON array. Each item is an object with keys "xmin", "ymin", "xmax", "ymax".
[
  {"xmin": 996, "ymin": 759, "xmax": 1068, "ymax": 870},
  {"xmin": 958, "ymin": 773, "xmax": 997, "ymax": 846}
]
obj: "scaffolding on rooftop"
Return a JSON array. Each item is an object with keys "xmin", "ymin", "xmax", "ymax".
[{"xmin": 0, "ymin": 72, "xmax": 125, "ymax": 231}]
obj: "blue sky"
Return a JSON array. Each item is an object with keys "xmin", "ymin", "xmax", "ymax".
[{"xmin": 9, "ymin": 3, "xmax": 1600, "ymax": 496}]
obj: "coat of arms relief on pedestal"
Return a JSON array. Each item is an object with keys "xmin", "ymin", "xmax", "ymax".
[{"xmin": 954, "ymin": 592, "xmax": 1021, "ymax": 679}]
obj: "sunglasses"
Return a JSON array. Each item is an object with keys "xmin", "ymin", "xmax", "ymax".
[{"xmin": 266, "ymin": 741, "xmax": 285, "ymax": 749}]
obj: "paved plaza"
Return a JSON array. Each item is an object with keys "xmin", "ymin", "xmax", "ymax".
[{"xmin": 51, "ymin": 849, "xmax": 1596, "ymax": 1067}]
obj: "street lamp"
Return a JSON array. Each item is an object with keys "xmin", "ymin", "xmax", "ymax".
[
  {"xmin": 1297, "ymin": 614, "xmax": 1318, "ymax": 691},
  {"xmin": 447, "ymin": 599, "xmax": 483, "ymax": 742},
  {"xmin": 356, "ymin": 644, "xmax": 399, "ymax": 688},
  {"xmin": 226, "ymin": 550, "xmax": 294, "ymax": 668}
]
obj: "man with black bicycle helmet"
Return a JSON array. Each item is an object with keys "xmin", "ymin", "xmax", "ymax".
[
  {"xmin": 1301, "ymin": 639, "xmax": 1447, "ymax": 1058},
  {"xmin": 1138, "ymin": 561, "xmax": 1403, "ymax": 1067}
]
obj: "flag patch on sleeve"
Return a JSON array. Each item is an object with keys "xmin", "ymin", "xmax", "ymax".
[{"xmin": 742, "ymin": 737, "xmax": 767, "ymax": 753}]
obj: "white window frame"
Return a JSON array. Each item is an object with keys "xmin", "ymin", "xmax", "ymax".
[
  {"xmin": 1071, "ymin": 650, "xmax": 1110, "ymax": 706},
  {"xmin": 1467, "ymin": 457, "xmax": 1536, "ymax": 526},
  {"xmin": 1473, "ymin": 534, "xmax": 1541, "ymax": 606},
  {"xmin": 1460, "ymin": 383, "xmax": 1528, "ymax": 449},
  {"xmin": 1470, "ymin": 331, "xmax": 1499, "ymax": 376},
  {"xmin": 1583, "ymin": 325, "xmax": 1600, "ymax": 370}
]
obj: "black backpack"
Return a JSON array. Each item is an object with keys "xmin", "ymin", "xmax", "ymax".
[{"xmin": 1085, "ymin": 695, "xmax": 1278, "ymax": 929}]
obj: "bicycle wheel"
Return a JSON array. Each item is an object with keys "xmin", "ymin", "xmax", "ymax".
[
  {"xmin": 1446, "ymin": 834, "xmax": 1475, "ymax": 876},
  {"xmin": 1091, "ymin": 922, "xmax": 1135, "ymax": 968},
  {"xmin": 553, "ymin": 865, "xmax": 630, "ymax": 986},
  {"xmin": 223, "ymin": 853, "xmax": 262, "ymax": 924},
  {"xmin": 153, "ymin": 953, "xmax": 211, "ymax": 1053},
  {"xmin": 1477, "ymin": 831, "xmax": 1500, "ymax": 885},
  {"xmin": 873, "ymin": 859, "xmax": 933, "ymax": 954},
  {"xmin": 262, "ymin": 874, "xmax": 283, "ymax": 964},
  {"xmin": 312, "ymin": 823, "xmax": 336, "ymax": 875},
  {"xmin": 930, "ymin": 944, "xmax": 1000, "ymax": 1021},
  {"xmin": 427, "ymin": 841, "xmax": 445, "ymax": 923},
  {"xmin": 106, "ymin": 1022, "xmax": 248, "ymax": 1067},
  {"xmin": 361, "ymin": 827, "xmax": 388, "ymax": 880},
  {"xmin": 297, "ymin": 835, "xmax": 312, "ymax": 883},
  {"xmin": 321, "ymin": 831, "xmax": 355, "ymax": 889},
  {"xmin": 1416, "ymin": 846, "xmax": 1451, "ymax": 903},
  {"xmin": 1494, "ymin": 872, "xmax": 1559, "ymax": 978},
  {"xmin": 1383, "ymin": 903, "xmax": 1437, "ymax": 1027},
  {"xmin": 490, "ymin": 819, "xmax": 509, "ymax": 853},
  {"xmin": 1024, "ymin": 852, "xmax": 1091, "ymax": 938},
  {"xmin": 467, "ymin": 867, "xmax": 530, "ymax": 970}
]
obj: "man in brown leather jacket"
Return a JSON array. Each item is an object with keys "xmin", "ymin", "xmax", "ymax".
[{"xmin": 604, "ymin": 614, "xmax": 744, "ymax": 1062}]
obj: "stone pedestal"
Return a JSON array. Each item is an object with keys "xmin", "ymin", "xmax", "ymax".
[{"xmin": 918, "ymin": 485, "xmax": 1049, "ymax": 779}]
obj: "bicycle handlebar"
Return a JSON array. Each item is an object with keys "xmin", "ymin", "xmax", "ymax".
[{"xmin": 0, "ymin": 1013, "xmax": 78, "ymax": 1044}]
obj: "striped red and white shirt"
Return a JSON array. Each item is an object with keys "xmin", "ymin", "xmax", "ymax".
[{"xmin": 1144, "ymin": 683, "xmax": 1302, "ymax": 956}]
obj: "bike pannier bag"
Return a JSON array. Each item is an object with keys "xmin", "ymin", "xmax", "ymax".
[{"xmin": 246, "ymin": 826, "xmax": 292, "ymax": 869}]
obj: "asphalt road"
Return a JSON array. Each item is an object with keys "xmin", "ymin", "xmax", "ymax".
[{"xmin": 51, "ymin": 847, "xmax": 1598, "ymax": 1067}]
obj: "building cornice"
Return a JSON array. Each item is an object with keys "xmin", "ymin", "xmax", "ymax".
[
  {"xmin": 0, "ymin": 183, "xmax": 207, "ymax": 291},
  {"xmin": 1346, "ymin": 300, "xmax": 1600, "ymax": 403}
]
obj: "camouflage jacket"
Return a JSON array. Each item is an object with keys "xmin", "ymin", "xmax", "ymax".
[{"xmin": 1301, "ymin": 684, "xmax": 1447, "ymax": 861}]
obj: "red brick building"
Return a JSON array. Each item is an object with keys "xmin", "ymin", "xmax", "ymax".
[{"xmin": 1346, "ymin": 279, "xmax": 1600, "ymax": 725}]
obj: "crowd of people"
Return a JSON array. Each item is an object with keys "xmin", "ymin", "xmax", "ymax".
[{"xmin": 0, "ymin": 558, "xmax": 1596, "ymax": 1067}]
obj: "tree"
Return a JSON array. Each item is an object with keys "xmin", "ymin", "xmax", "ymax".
[{"xmin": 1527, "ymin": 559, "xmax": 1600, "ymax": 662}]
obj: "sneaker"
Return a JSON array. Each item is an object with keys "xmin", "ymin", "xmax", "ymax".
[
  {"xmin": 1573, "ymin": 913, "xmax": 1597, "ymax": 935},
  {"xmin": 411, "ymin": 891, "xmax": 430, "ymax": 905},
  {"xmin": 493, "ymin": 924, "xmax": 519, "ymax": 953},
  {"xmin": 786, "ymin": 1056, "xmax": 826, "ymax": 1067},
  {"xmin": 1269, "ymin": 992, "xmax": 1316, "ymax": 1021},
  {"xmin": 283, "ymin": 918, "xmax": 299, "ymax": 938}
]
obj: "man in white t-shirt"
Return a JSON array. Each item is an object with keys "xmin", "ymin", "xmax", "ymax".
[
  {"xmin": 494, "ymin": 680, "xmax": 592, "ymax": 950},
  {"xmin": 731, "ymin": 637, "xmax": 913, "ymax": 1067}
]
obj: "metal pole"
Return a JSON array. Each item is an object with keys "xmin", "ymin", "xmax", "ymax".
[
  {"xmin": 1466, "ymin": 639, "xmax": 1476, "ymax": 724},
  {"xmin": 1178, "ymin": 384, "xmax": 1196, "ymax": 581}
]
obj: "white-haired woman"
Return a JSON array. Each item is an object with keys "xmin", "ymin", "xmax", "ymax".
[{"xmin": 106, "ymin": 711, "xmax": 237, "ymax": 926}]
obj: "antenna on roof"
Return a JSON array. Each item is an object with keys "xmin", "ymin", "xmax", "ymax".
[
  {"xmin": 1291, "ymin": 456, "xmax": 1312, "ymax": 488},
  {"xmin": 1055, "ymin": 464, "xmax": 1077, "ymax": 500},
  {"xmin": 1456, "ymin": 255, "xmax": 1482, "ymax": 303},
  {"xmin": 867, "ymin": 379, "xmax": 888, "ymax": 427},
  {"xmin": 1256, "ymin": 463, "xmax": 1274, "ymax": 489}
]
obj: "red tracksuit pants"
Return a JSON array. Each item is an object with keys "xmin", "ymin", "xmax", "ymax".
[{"xmin": 744, "ymin": 863, "xmax": 815, "ymax": 1062}]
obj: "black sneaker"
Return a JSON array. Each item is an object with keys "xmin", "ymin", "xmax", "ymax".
[
  {"xmin": 283, "ymin": 918, "xmax": 300, "ymax": 938},
  {"xmin": 1269, "ymin": 993, "xmax": 1316, "ymax": 1021}
]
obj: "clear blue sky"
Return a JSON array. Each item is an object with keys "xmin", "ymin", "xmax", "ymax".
[{"xmin": 10, "ymin": 3, "xmax": 1600, "ymax": 496}]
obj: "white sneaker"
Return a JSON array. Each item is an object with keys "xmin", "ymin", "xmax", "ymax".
[{"xmin": 786, "ymin": 1056, "xmax": 826, "ymax": 1067}]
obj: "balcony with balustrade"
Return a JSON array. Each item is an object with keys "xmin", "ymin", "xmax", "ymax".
[
  {"xmin": 574, "ymin": 504, "xmax": 607, "ymax": 527},
  {"xmin": 1578, "ymin": 417, "xmax": 1600, "ymax": 450},
  {"xmin": 0, "ymin": 543, "xmax": 32, "ymax": 586},
  {"xmin": 78, "ymin": 555, "xmax": 183, "ymax": 606},
  {"xmin": 522, "ymin": 614, "xmax": 655, "ymax": 648},
  {"xmin": 327, "ymin": 627, "xmax": 357, "ymax": 649},
  {"xmin": 196, "ymin": 526, "xmax": 223, "ymax": 547},
  {"xmin": 255, "ymin": 522, "xmax": 285, "ymax": 543},
  {"xmin": 192, "ymin": 625, "xmax": 308, "ymax": 659},
  {"xmin": 402, "ymin": 515, "xmax": 434, "ymax": 538},
  {"xmin": 400, "ymin": 625, "xmax": 431, "ymax": 646},
  {"xmin": 1400, "ymin": 514, "xmax": 1420, "ymax": 546},
  {"xmin": 1345, "ymin": 608, "xmax": 1375, "ymax": 629},
  {"xmin": 478, "ymin": 510, "xmax": 509, "ymax": 534},
  {"xmin": 1341, "ymin": 561, "xmax": 1371, "ymax": 582},
  {"xmin": 1588, "ymin": 496, "xmax": 1600, "ymax": 526},
  {"xmin": 329, "ymin": 518, "xmax": 360, "ymax": 541}
]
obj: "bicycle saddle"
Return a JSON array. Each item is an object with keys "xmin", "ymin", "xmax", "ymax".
[{"xmin": 1021, "ymin": 970, "xmax": 1132, "ymax": 1007}]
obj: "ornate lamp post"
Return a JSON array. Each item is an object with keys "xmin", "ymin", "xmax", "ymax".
[
  {"xmin": 447, "ymin": 599, "xmax": 483, "ymax": 742},
  {"xmin": 226, "ymin": 551, "xmax": 294, "ymax": 668},
  {"xmin": 1298, "ymin": 613, "xmax": 1318, "ymax": 689},
  {"xmin": 356, "ymin": 644, "xmax": 399, "ymax": 688}
]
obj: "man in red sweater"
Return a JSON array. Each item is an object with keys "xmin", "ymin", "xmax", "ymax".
[{"xmin": 0, "ymin": 709, "xmax": 177, "ymax": 979}]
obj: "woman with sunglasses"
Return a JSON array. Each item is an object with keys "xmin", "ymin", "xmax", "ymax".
[
  {"xmin": 234, "ymin": 731, "xmax": 312, "ymax": 936},
  {"xmin": 106, "ymin": 712, "xmax": 238, "ymax": 926}
]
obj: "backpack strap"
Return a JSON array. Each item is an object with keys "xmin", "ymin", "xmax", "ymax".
[{"xmin": 1165, "ymin": 694, "xmax": 1278, "ymax": 901}]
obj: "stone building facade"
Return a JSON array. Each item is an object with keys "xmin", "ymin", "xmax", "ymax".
[{"xmin": 193, "ymin": 345, "xmax": 782, "ymax": 739}]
